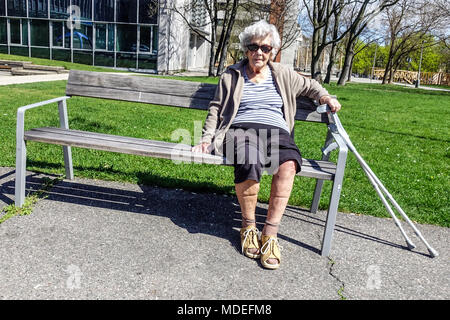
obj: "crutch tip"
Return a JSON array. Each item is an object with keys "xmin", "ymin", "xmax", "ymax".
[
  {"xmin": 406, "ymin": 242, "xmax": 416, "ymax": 250},
  {"xmin": 428, "ymin": 248, "xmax": 439, "ymax": 258}
]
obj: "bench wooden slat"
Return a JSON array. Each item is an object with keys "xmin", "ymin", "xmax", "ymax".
[
  {"xmin": 24, "ymin": 127, "xmax": 336, "ymax": 180},
  {"xmin": 24, "ymin": 128, "xmax": 225, "ymax": 165},
  {"xmin": 66, "ymin": 70, "xmax": 328, "ymax": 123},
  {"xmin": 31, "ymin": 127, "xmax": 191, "ymax": 150}
]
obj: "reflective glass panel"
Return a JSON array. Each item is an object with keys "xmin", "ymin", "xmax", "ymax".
[
  {"xmin": 73, "ymin": 49, "xmax": 92, "ymax": 64},
  {"xmin": 94, "ymin": 0, "xmax": 114, "ymax": 22},
  {"xmin": 7, "ymin": 0, "xmax": 27, "ymax": 17},
  {"xmin": 139, "ymin": 0, "xmax": 157, "ymax": 24},
  {"xmin": 52, "ymin": 20, "xmax": 64, "ymax": 47},
  {"xmin": 94, "ymin": 51, "xmax": 114, "ymax": 67},
  {"xmin": 117, "ymin": 0, "xmax": 136, "ymax": 23},
  {"xmin": 117, "ymin": 52, "xmax": 136, "ymax": 68},
  {"xmin": 73, "ymin": 24, "xmax": 92, "ymax": 49},
  {"xmin": 52, "ymin": 48, "xmax": 70, "ymax": 61},
  {"xmin": 21, "ymin": 18, "xmax": 27, "ymax": 45},
  {"xmin": 30, "ymin": 19, "xmax": 49, "ymax": 46},
  {"xmin": 31, "ymin": 46, "xmax": 50, "ymax": 58},
  {"xmin": 50, "ymin": 0, "xmax": 70, "ymax": 19},
  {"xmin": 107, "ymin": 23, "xmax": 114, "ymax": 51},
  {"xmin": 116, "ymin": 24, "xmax": 136, "ymax": 52},
  {"xmin": 28, "ymin": 0, "xmax": 49, "ymax": 18},
  {"xmin": 71, "ymin": 0, "xmax": 91, "ymax": 21},
  {"xmin": 0, "ymin": 18, "xmax": 6, "ymax": 44},
  {"xmin": 10, "ymin": 19, "xmax": 21, "ymax": 44},
  {"xmin": 95, "ymin": 23, "xmax": 106, "ymax": 50},
  {"xmin": 0, "ymin": 2, "xmax": 5, "ymax": 16},
  {"xmin": 139, "ymin": 26, "xmax": 151, "ymax": 52}
]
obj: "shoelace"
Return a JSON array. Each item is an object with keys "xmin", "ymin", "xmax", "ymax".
[
  {"xmin": 241, "ymin": 227, "xmax": 259, "ymax": 254},
  {"xmin": 261, "ymin": 237, "xmax": 283, "ymax": 255}
]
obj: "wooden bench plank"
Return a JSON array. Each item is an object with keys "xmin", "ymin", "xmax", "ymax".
[
  {"xmin": 66, "ymin": 70, "xmax": 328, "ymax": 123},
  {"xmin": 24, "ymin": 128, "xmax": 225, "ymax": 165},
  {"xmin": 24, "ymin": 127, "xmax": 336, "ymax": 180}
]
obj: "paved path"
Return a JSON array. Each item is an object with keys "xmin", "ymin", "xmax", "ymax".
[
  {"xmin": 0, "ymin": 70, "xmax": 69, "ymax": 85},
  {"xmin": 0, "ymin": 167, "xmax": 448, "ymax": 300}
]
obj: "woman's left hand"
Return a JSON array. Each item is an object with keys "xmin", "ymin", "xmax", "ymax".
[{"xmin": 319, "ymin": 95, "xmax": 342, "ymax": 113}]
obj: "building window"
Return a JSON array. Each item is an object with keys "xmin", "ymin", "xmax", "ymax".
[
  {"xmin": 139, "ymin": 0, "xmax": 157, "ymax": 24},
  {"xmin": 73, "ymin": 24, "xmax": 92, "ymax": 49},
  {"xmin": 0, "ymin": 2, "xmax": 6, "ymax": 16},
  {"xmin": 0, "ymin": 18, "xmax": 7, "ymax": 44},
  {"xmin": 10, "ymin": 19, "xmax": 21, "ymax": 44},
  {"xmin": 30, "ymin": 19, "xmax": 49, "ymax": 46},
  {"xmin": 94, "ymin": 0, "xmax": 114, "ymax": 22},
  {"xmin": 116, "ymin": 0, "xmax": 136, "ymax": 23},
  {"xmin": 116, "ymin": 24, "xmax": 136, "ymax": 52},
  {"xmin": 50, "ymin": 0, "xmax": 70, "ymax": 19},
  {"xmin": 72, "ymin": 0, "xmax": 92, "ymax": 21},
  {"xmin": 7, "ymin": 0, "xmax": 27, "ymax": 17},
  {"xmin": 52, "ymin": 20, "xmax": 64, "ymax": 47},
  {"xmin": 95, "ymin": 23, "xmax": 106, "ymax": 50},
  {"xmin": 28, "ymin": 0, "xmax": 49, "ymax": 18}
]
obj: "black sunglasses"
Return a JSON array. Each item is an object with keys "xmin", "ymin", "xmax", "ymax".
[{"xmin": 247, "ymin": 43, "xmax": 273, "ymax": 54}]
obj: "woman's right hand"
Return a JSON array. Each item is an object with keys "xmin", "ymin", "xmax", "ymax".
[{"xmin": 191, "ymin": 142, "xmax": 211, "ymax": 154}]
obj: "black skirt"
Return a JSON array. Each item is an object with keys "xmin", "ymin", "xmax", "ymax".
[{"xmin": 221, "ymin": 122, "xmax": 303, "ymax": 184}]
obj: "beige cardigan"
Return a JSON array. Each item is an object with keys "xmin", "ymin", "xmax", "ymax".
[{"xmin": 200, "ymin": 59, "xmax": 330, "ymax": 156}]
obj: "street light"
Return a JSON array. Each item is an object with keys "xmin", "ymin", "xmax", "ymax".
[{"xmin": 415, "ymin": 40, "xmax": 424, "ymax": 88}]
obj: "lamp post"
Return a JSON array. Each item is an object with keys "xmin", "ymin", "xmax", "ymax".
[
  {"xmin": 370, "ymin": 44, "xmax": 378, "ymax": 83},
  {"xmin": 415, "ymin": 40, "xmax": 424, "ymax": 88}
]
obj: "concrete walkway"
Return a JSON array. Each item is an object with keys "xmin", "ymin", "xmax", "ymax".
[{"xmin": 0, "ymin": 167, "xmax": 448, "ymax": 300}]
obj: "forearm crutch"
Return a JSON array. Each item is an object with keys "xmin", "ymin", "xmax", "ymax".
[{"xmin": 317, "ymin": 105, "xmax": 439, "ymax": 258}]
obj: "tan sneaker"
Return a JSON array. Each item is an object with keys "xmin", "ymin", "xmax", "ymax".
[
  {"xmin": 240, "ymin": 225, "xmax": 261, "ymax": 259},
  {"xmin": 260, "ymin": 235, "xmax": 282, "ymax": 270}
]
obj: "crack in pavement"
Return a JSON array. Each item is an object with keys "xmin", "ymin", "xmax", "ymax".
[{"xmin": 327, "ymin": 257, "xmax": 347, "ymax": 300}]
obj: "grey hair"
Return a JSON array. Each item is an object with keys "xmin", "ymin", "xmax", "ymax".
[{"xmin": 239, "ymin": 20, "xmax": 281, "ymax": 57}]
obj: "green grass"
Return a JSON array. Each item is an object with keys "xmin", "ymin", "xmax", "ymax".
[{"xmin": 0, "ymin": 78, "xmax": 449, "ymax": 227}]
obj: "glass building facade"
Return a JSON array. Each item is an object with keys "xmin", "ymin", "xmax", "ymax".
[{"xmin": 0, "ymin": 0, "xmax": 159, "ymax": 71}]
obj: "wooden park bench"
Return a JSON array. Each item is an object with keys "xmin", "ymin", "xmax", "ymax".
[{"xmin": 15, "ymin": 70, "xmax": 348, "ymax": 257}]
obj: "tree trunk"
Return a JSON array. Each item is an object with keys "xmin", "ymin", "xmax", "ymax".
[
  {"xmin": 208, "ymin": 22, "xmax": 216, "ymax": 76},
  {"xmin": 347, "ymin": 54, "xmax": 354, "ymax": 82},
  {"xmin": 324, "ymin": 42, "xmax": 337, "ymax": 84},
  {"xmin": 337, "ymin": 50, "xmax": 353, "ymax": 85},
  {"xmin": 216, "ymin": 0, "xmax": 238, "ymax": 76}
]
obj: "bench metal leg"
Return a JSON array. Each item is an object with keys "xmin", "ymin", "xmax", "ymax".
[
  {"xmin": 311, "ymin": 131, "xmax": 334, "ymax": 213},
  {"xmin": 321, "ymin": 146, "xmax": 348, "ymax": 257},
  {"xmin": 58, "ymin": 100, "xmax": 73, "ymax": 180},
  {"xmin": 311, "ymin": 179, "xmax": 325, "ymax": 213},
  {"xmin": 15, "ymin": 111, "xmax": 26, "ymax": 207}
]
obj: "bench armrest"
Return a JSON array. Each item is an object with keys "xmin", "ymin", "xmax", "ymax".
[
  {"xmin": 17, "ymin": 96, "xmax": 71, "ymax": 116},
  {"xmin": 16, "ymin": 96, "xmax": 71, "ymax": 144}
]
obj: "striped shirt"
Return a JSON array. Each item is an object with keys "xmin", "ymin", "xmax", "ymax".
[{"xmin": 232, "ymin": 68, "xmax": 289, "ymax": 133}]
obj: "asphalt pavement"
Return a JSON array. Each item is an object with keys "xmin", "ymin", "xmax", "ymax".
[
  {"xmin": 0, "ymin": 70, "xmax": 448, "ymax": 302},
  {"xmin": 0, "ymin": 167, "xmax": 448, "ymax": 300}
]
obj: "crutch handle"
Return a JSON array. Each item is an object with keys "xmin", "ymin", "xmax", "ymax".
[{"xmin": 316, "ymin": 104, "xmax": 331, "ymax": 114}]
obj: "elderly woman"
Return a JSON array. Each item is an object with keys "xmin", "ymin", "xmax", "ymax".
[{"xmin": 192, "ymin": 20, "xmax": 341, "ymax": 269}]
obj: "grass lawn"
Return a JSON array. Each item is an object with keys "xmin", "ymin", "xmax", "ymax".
[{"xmin": 0, "ymin": 75, "xmax": 449, "ymax": 227}]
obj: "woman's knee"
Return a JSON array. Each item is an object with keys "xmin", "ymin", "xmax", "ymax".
[{"xmin": 277, "ymin": 160, "xmax": 297, "ymax": 176}]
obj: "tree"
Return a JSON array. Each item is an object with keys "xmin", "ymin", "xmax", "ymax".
[
  {"xmin": 170, "ymin": 0, "xmax": 240, "ymax": 76},
  {"xmin": 336, "ymin": 0, "xmax": 400, "ymax": 85},
  {"xmin": 381, "ymin": 0, "xmax": 449, "ymax": 84},
  {"xmin": 300, "ymin": 0, "xmax": 398, "ymax": 83}
]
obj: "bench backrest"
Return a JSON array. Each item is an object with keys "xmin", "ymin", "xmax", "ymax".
[{"xmin": 66, "ymin": 70, "xmax": 328, "ymax": 124}]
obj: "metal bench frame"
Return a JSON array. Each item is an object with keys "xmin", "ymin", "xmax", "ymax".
[{"xmin": 15, "ymin": 70, "xmax": 348, "ymax": 257}]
